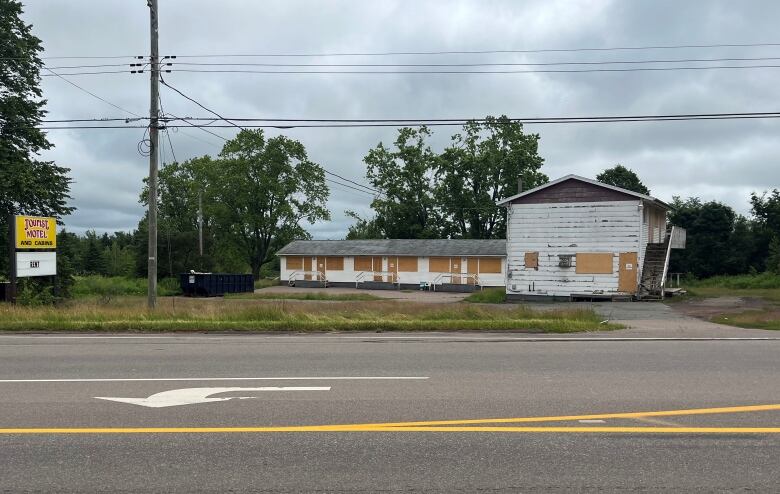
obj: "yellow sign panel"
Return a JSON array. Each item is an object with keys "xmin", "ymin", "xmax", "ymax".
[{"xmin": 15, "ymin": 215, "xmax": 57, "ymax": 249}]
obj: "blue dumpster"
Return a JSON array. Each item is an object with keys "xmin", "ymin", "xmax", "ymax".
[{"xmin": 179, "ymin": 273, "xmax": 254, "ymax": 297}]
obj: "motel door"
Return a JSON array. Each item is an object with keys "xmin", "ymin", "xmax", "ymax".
[
  {"xmin": 303, "ymin": 257, "xmax": 313, "ymax": 281},
  {"xmin": 450, "ymin": 257, "xmax": 461, "ymax": 284},
  {"xmin": 618, "ymin": 252, "xmax": 638, "ymax": 294},
  {"xmin": 373, "ymin": 257, "xmax": 383, "ymax": 282},
  {"xmin": 316, "ymin": 258, "xmax": 326, "ymax": 281}
]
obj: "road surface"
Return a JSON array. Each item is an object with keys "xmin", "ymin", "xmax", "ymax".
[{"xmin": 0, "ymin": 333, "xmax": 778, "ymax": 492}]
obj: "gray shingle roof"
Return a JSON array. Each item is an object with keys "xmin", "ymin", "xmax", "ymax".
[{"xmin": 276, "ymin": 239, "xmax": 506, "ymax": 257}]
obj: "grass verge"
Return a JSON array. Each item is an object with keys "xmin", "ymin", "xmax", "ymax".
[
  {"xmin": 712, "ymin": 310, "xmax": 780, "ymax": 330},
  {"xmin": 464, "ymin": 288, "xmax": 506, "ymax": 304},
  {"xmin": 0, "ymin": 297, "xmax": 620, "ymax": 333}
]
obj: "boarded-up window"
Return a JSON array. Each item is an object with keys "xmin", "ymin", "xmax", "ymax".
[
  {"xmin": 429, "ymin": 257, "xmax": 451, "ymax": 273},
  {"xmin": 397, "ymin": 256, "xmax": 418, "ymax": 272},
  {"xmin": 477, "ymin": 257, "xmax": 501, "ymax": 274},
  {"xmin": 575, "ymin": 253, "xmax": 614, "ymax": 274},
  {"xmin": 466, "ymin": 257, "xmax": 479, "ymax": 275},
  {"xmin": 524, "ymin": 252, "xmax": 539, "ymax": 270},
  {"xmin": 286, "ymin": 256, "xmax": 303, "ymax": 270},
  {"xmin": 325, "ymin": 256, "xmax": 344, "ymax": 271},
  {"xmin": 354, "ymin": 256, "xmax": 373, "ymax": 272}
]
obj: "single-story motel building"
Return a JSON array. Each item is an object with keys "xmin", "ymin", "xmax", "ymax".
[
  {"xmin": 278, "ymin": 239, "xmax": 506, "ymax": 291},
  {"xmin": 276, "ymin": 174, "xmax": 685, "ymax": 300}
]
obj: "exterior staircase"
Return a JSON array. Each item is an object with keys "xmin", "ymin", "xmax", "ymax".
[{"xmin": 639, "ymin": 225, "xmax": 672, "ymax": 300}]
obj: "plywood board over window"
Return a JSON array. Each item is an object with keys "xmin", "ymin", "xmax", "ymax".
[
  {"xmin": 524, "ymin": 252, "xmax": 539, "ymax": 270},
  {"xmin": 429, "ymin": 257, "xmax": 451, "ymax": 273},
  {"xmin": 575, "ymin": 253, "xmax": 614, "ymax": 274},
  {"xmin": 325, "ymin": 256, "xmax": 344, "ymax": 271},
  {"xmin": 354, "ymin": 256, "xmax": 373, "ymax": 272},
  {"xmin": 286, "ymin": 256, "xmax": 303, "ymax": 270},
  {"xmin": 478, "ymin": 257, "xmax": 502, "ymax": 274},
  {"xmin": 397, "ymin": 256, "xmax": 418, "ymax": 272}
]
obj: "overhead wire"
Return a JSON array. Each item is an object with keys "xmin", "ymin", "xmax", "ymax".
[{"xmin": 160, "ymin": 78, "xmax": 377, "ymax": 194}]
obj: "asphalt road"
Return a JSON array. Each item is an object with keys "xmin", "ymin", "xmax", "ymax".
[{"xmin": 0, "ymin": 333, "xmax": 778, "ymax": 492}]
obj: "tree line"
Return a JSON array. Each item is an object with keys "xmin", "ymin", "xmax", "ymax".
[{"xmin": 2, "ymin": 0, "xmax": 779, "ymax": 301}]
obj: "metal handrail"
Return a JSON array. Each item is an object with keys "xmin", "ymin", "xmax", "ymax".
[
  {"xmin": 355, "ymin": 271, "xmax": 399, "ymax": 288},
  {"xmin": 660, "ymin": 226, "xmax": 675, "ymax": 295},
  {"xmin": 288, "ymin": 270, "xmax": 326, "ymax": 286},
  {"xmin": 431, "ymin": 273, "xmax": 482, "ymax": 291}
]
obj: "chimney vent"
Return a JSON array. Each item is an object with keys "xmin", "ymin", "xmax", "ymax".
[{"xmin": 517, "ymin": 178, "xmax": 523, "ymax": 194}]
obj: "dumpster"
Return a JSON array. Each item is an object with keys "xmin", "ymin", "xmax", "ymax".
[{"xmin": 179, "ymin": 273, "xmax": 254, "ymax": 297}]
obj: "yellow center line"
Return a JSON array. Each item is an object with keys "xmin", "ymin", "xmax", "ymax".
[
  {"xmin": 331, "ymin": 403, "xmax": 780, "ymax": 428},
  {"xmin": 0, "ymin": 426, "xmax": 779, "ymax": 434},
  {"xmin": 1, "ymin": 403, "xmax": 778, "ymax": 434}
]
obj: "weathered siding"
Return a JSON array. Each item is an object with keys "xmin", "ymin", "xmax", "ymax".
[
  {"xmin": 509, "ymin": 178, "xmax": 638, "ymax": 205},
  {"xmin": 506, "ymin": 200, "xmax": 642, "ymax": 296}
]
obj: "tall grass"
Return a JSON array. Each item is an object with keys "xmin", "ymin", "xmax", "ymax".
[
  {"xmin": 0, "ymin": 297, "xmax": 618, "ymax": 333},
  {"xmin": 684, "ymin": 273, "xmax": 780, "ymax": 290},
  {"xmin": 464, "ymin": 288, "xmax": 506, "ymax": 304},
  {"xmin": 72, "ymin": 276, "xmax": 180, "ymax": 298}
]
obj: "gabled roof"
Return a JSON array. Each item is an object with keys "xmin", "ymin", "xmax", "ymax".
[
  {"xmin": 496, "ymin": 174, "xmax": 669, "ymax": 209},
  {"xmin": 276, "ymin": 239, "xmax": 506, "ymax": 257}
]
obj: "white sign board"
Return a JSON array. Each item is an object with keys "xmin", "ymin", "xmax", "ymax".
[{"xmin": 16, "ymin": 251, "xmax": 56, "ymax": 277}]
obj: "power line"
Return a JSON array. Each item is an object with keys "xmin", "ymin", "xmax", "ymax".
[
  {"xmin": 37, "ymin": 112, "xmax": 780, "ymax": 130},
  {"xmin": 160, "ymin": 78, "xmax": 376, "ymax": 193},
  {"xmin": 167, "ymin": 42, "xmax": 780, "ymax": 58},
  {"xmin": 8, "ymin": 41, "xmax": 780, "ymax": 62},
  {"xmin": 172, "ymin": 56, "xmax": 780, "ymax": 68},
  {"xmin": 47, "ymin": 110, "xmax": 775, "ymax": 124},
  {"xmin": 43, "ymin": 67, "xmax": 143, "ymax": 117},
  {"xmin": 41, "ymin": 70, "xmax": 132, "ymax": 77},
  {"xmin": 325, "ymin": 178, "xmax": 376, "ymax": 197},
  {"xmin": 41, "ymin": 63, "xmax": 780, "ymax": 77},
  {"xmin": 42, "ymin": 55, "xmax": 780, "ymax": 70},
  {"xmin": 167, "ymin": 63, "xmax": 780, "ymax": 75}
]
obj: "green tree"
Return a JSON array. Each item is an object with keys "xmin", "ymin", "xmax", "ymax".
[
  {"xmin": 364, "ymin": 127, "xmax": 440, "ymax": 238},
  {"xmin": 596, "ymin": 165, "xmax": 650, "ymax": 195},
  {"xmin": 436, "ymin": 116, "xmax": 547, "ymax": 238},
  {"xmin": 344, "ymin": 210, "xmax": 383, "ymax": 239},
  {"xmin": 82, "ymin": 230, "xmax": 107, "ymax": 275},
  {"xmin": 668, "ymin": 197, "xmax": 756, "ymax": 278},
  {"xmin": 0, "ymin": 0, "xmax": 74, "ymax": 280},
  {"xmin": 206, "ymin": 130, "xmax": 329, "ymax": 279}
]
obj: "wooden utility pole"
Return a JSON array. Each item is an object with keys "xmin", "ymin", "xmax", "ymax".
[
  {"xmin": 147, "ymin": 0, "xmax": 159, "ymax": 309},
  {"xmin": 198, "ymin": 189, "xmax": 203, "ymax": 257}
]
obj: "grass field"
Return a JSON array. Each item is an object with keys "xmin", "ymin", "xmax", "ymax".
[
  {"xmin": 0, "ymin": 296, "xmax": 619, "ymax": 333},
  {"xmin": 464, "ymin": 287, "xmax": 506, "ymax": 303}
]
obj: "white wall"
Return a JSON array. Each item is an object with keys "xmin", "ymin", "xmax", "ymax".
[
  {"xmin": 506, "ymin": 200, "xmax": 642, "ymax": 296},
  {"xmin": 280, "ymin": 255, "xmax": 505, "ymax": 287}
]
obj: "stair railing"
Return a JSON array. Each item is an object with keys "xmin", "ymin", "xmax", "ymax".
[
  {"xmin": 288, "ymin": 270, "xmax": 327, "ymax": 287},
  {"xmin": 660, "ymin": 226, "xmax": 675, "ymax": 296}
]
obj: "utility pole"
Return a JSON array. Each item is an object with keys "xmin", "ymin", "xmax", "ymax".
[
  {"xmin": 198, "ymin": 189, "xmax": 203, "ymax": 257},
  {"xmin": 147, "ymin": 0, "xmax": 159, "ymax": 309}
]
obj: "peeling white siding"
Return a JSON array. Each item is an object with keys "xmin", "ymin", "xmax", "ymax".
[{"xmin": 506, "ymin": 200, "xmax": 642, "ymax": 297}]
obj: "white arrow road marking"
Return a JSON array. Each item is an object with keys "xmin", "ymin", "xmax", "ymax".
[{"xmin": 94, "ymin": 386, "xmax": 330, "ymax": 408}]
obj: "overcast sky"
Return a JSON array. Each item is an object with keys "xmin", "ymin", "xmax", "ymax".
[{"xmin": 21, "ymin": 0, "xmax": 780, "ymax": 237}]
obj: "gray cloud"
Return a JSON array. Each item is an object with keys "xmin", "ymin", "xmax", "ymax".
[{"xmin": 22, "ymin": 0, "xmax": 780, "ymax": 236}]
